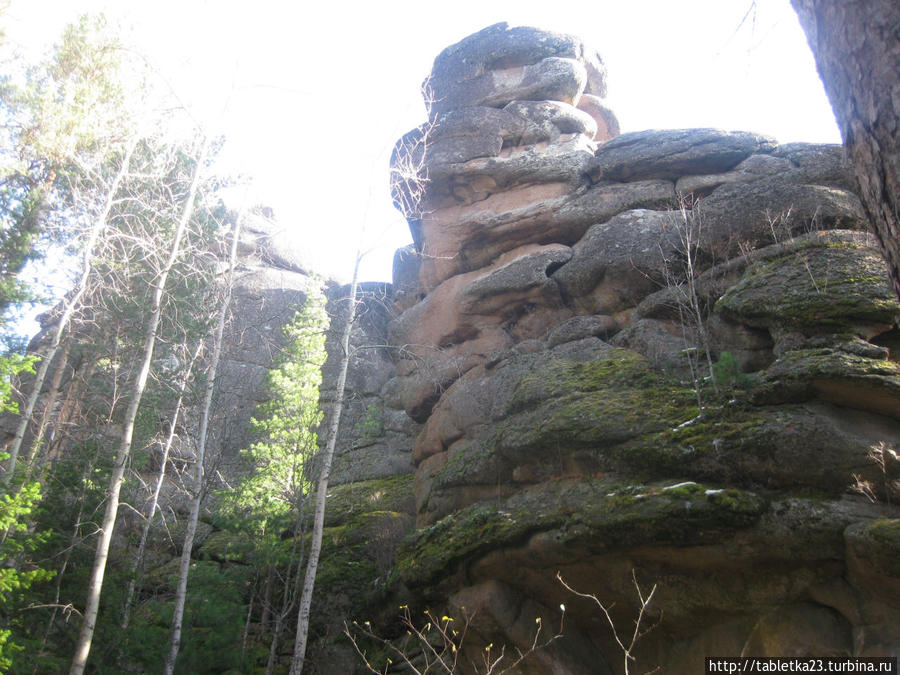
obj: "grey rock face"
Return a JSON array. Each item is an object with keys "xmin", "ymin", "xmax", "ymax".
[
  {"xmin": 551, "ymin": 208, "xmax": 684, "ymax": 314},
  {"xmin": 391, "ymin": 244, "xmax": 423, "ymax": 313},
  {"xmin": 209, "ymin": 263, "xmax": 312, "ymax": 464},
  {"xmin": 320, "ymin": 282, "xmax": 417, "ymax": 485},
  {"xmin": 545, "ymin": 314, "xmax": 619, "ymax": 347},
  {"xmin": 589, "ymin": 128, "xmax": 778, "ymax": 182},
  {"xmin": 428, "ymin": 23, "xmax": 606, "ymax": 116},
  {"xmin": 697, "ymin": 177, "xmax": 867, "ymax": 256}
]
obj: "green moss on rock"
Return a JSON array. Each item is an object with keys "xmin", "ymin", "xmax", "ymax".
[
  {"xmin": 324, "ymin": 473, "xmax": 416, "ymax": 527},
  {"xmin": 398, "ymin": 478, "xmax": 766, "ymax": 587},
  {"xmin": 617, "ymin": 405, "xmax": 766, "ymax": 479},
  {"xmin": 197, "ymin": 529, "xmax": 253, "ymax": 563},
  {"xmin": 621, "ymin": 402, "xmax": 891, "ymax": 492},
  {"xmin": 497, "ymin": 349, "xmax": 696, "ymax": 460},
  {"xmin": 847, "ymin": 518, "xmax": 900, "ymax": 578},
  {"xmin": 428, "ymin": 349, "xmax": 699, "ymax": 498},
  {"xmin": 716, "ymin": 241, "xmax": 900, "ymax": 329},
  {"xmin": 750, "ymin": 347, "xmax": 900, "ymax": 418},
  {"xmin": 314, "ymin": 476, "xmax": 416, "ymax": 609}
]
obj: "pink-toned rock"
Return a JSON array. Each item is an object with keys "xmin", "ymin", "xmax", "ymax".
[
  {"xmin": 424, "ymin": 134, "xmax": 596, "ymax": 210},
  {"xmin": 390, "ymin": 244, "xmax": 574, "ymax": 420},
  {"xmin": 417, "ymin": 181, "xmax": 572, "ymax": 290},
  {"xmin": 576, "ymin": 93, "xmax": 620, "ymax": 142},
  {"xmin": 417, "ymin": 179, "xmax": 675, "ymax": 291}
]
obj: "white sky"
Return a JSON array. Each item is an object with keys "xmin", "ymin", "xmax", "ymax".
[{"xmin": 3, "ymin": 0, "xmax": 840, "ymax": 285}]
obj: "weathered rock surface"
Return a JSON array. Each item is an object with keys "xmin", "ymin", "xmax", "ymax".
[
  {"xmin": 363, "ymin": 23, "xmax": 900, "ymax": 673},
  {"xmin": 428, "ymin": 23, "xmax": 607, "ymax": 117},
  {"xmin": 319, "ymin": 283, "xmax": 418, "ymax": 485},
  {"xmin": 73, "ymin": 23, "xmax": 895, "ymax": 673},
  {"xmin": 389, "ymin": 244, "xmax": 573, "ymax": 420},
  {"xmin": 71, "ymin": 22, "xmax": 894, "ymax": 674},
  {"xmin": 588, "ymin": 128, "xmax": 778, "ymax": 182},
  {"xmin": 576, "ymin": 93, "xmax": 620, "ymax": 142}
]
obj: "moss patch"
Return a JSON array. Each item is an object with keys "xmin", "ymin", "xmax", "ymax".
[
  {"xmin": 716, "ymin": 241, "xmax": 900, "ymax": 329},
  {"xmin": 848, "ymin": 518, "xmax": 900, "ymax": 578},
  {"xmin": 506, "ymin": 348, "xmax": 693, "ymax": 414},
  {"xmin": 504, "ymin": 351, "xmax": 694, "ymax": 455},
  {"xmin": 314, "ymin": 476, "xmax": 416, "ymax": 609},
  {"xmin": 750, "ymin": 347, "xmax": 900, "ymax": 417},
  {"xmin": 427, "ymin": 350, "xmax": 699, "ymax": 498},
  {"xmin": 324, "ymin": 473, "xmax": 416, "ymax": 527},
  {"xmin": 198, "ymin": 529, "xmax": 252, "ymax": 563},
  {"xmin": 398, "ymin": 477, "xmax": 766, "ymax": 588},
  {"xmin": 615, "ymin": 405, "xmax": 767, "ymax": 480}
]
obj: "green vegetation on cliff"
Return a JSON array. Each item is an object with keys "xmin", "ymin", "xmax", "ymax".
[{"xmin": 399, "ymin": 477, "xmax": 765, "ymax": 588}]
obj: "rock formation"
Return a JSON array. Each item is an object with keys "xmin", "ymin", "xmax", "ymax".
[
  {"xmin": 5, "ymin": 22, "xmax": 898, "ymax": 673},
  {"xmin": 366, "ymin": 22, "xmax": 900, "ymax": 672}
]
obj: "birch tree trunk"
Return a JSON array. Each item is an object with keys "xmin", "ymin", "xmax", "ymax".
[
  {"xmin": 266, "ymin": 505, "xmax": 307, "ymax": 675},
  {"xmin": 119, "ymin": 341, "xmax": 203, "ymax": 633},
  {"xmin": 163, "ymin": 210, "xmax": 243, "ymax": 675},
  {"xmin": 289, "ymin": 253, "xmax": 360, "ymax": 675},
  {"xmin": 21, "ymin": 338, "xmax": 70, "ymax": 481},
  {"xmin": 68, "ymin": 136, "xmax": 208, "ymax": 675},
  {"xmin": 3, "ymin": 140, "xmax": 136, "ymax": 484}
]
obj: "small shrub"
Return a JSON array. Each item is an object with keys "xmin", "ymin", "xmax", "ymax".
[{"xmin": 712, "ymin": 352, "xmax": 750, "ymax": 395}]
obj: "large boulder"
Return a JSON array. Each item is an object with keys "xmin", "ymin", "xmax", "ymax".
[
  {"xmin": 588, "ymin": 128, "xmax": 777, "ymax": 182},
  {"xmin": 415, "ymin": 179, "xmax": 675, "ymax": 291},
  {"xmin": 389, "ymin": 244, "xmax": 573, "ymax": 420},
  {"xmin": 551, "ymin": 208, "xmax": 684, "ymax": 315},
  {"xmin": 427, "ymin": 23, "xmax": 607, "ymax": 117}
]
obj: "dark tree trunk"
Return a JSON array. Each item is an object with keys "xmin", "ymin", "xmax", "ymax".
[{"xmin": 791, "ymin": 0, "xmax": 900, "ymax": 300}]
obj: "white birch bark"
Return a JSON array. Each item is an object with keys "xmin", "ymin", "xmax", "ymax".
[
  {"xmin": 163, "ymin": 210, "xmax": 243, "ymax": 675},
  {"xmin": 4, "ymin": 140, "xmax": 136, "ymax": 484},
  {"xmin": 288, "ymin": 253, "xmax": 360, "ymax": 675},
  {"xmin": 69, "ymin": 136, "xmax": 208, "ymax": 675},
  {"xmin": 119, "ymin": 340, "xmax": 203, "ymax": 632}
]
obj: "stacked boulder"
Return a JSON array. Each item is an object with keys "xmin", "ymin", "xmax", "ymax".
[{"xmin": 384, "ymin": 23, "xmax": 900, "ymax": 671}]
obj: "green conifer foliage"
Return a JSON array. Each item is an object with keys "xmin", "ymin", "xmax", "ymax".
[
  {"xmin": 227, "ymin": 281, "xmax": 329, "ymax": 535},
  {"xmin": 216, "ymin": 282, "xmax": 329, "ymax": 670},
  {"xmin": 0, "ymin": 355, "xmax": 54, "ymax": 671}
]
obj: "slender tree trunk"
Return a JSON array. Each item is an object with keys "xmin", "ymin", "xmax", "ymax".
[
  {"xmin": 120, "ymin": 341, "xmax": 203, "ymax": 632},
  {"xmin": 4, "ymin": 140, "xmax": 136, "ymax": 484},
  {"xmin": 163, "ymin": 210, "xmax": 242, "ymax": 675},
  {"xmin": 38, "ymin": 439, "xmax": 104, "ymax": 659},
  {"xmin": 289, "ymin": 254, "xmax": 360, "ymax": 675},
  {"xmin": 260, "ymin": 565, "xmax": 275, "ymax": 635},
  {"xmin": 22, "ymin": 338, "xmax": 70, "ymax": 481},
  {"xmin": 241, "ymin": 572, "xmax": 259, "ymax": 664},
  {"xmin": 69, "ymin": 137, "xmax": 208, "ymax": 675},
  {"xmin": 791, "ymin": 0, "xmax": 900, "ymax": 300},
  {"xmin": 266, "ymin": 607, "xmax": 288, "ymax": 675},
  {"xmin": 266, "ymin": 510, "xmax": 307, "ymax": 675}
]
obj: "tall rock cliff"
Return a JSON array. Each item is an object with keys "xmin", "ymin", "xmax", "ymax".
[
  {"xmin": 358, "ymin": 22, "xmax": 900, "ymax": 672},
  {"xmin": 4, "ymin": 22, "xmax": 898, "ymax": 673}
]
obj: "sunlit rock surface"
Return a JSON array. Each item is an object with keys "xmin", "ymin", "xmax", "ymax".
[{"xmin": 351, "ymin": 22, "xmax": 900, "ymax": 672}]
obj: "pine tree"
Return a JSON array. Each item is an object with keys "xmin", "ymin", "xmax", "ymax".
[{"xmin": 219, "ymin": 281, "xmax": 329, "ymax": 673}]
